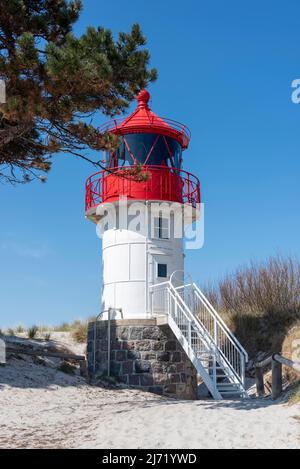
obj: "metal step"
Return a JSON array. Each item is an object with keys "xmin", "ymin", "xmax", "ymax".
[
  {"xmin": 218, "ymin": 386, "xmax": 243, "ymax": 390},
  {"xmin": 217, "ymin": 382, "xmax": 241, "ymax": 387},
  {"xmin": 208, "ymin": 366, "xmax": 231, "ymax": 370},
  {"xmin": 219, "ymin": 390, "xmax": 244, "ymax": 395}
]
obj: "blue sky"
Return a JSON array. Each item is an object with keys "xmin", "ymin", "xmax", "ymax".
[{"xmin": 1, "ymin": 0, "xmax": 300, "ymax": 327}]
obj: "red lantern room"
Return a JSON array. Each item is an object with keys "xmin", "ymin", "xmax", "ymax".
[{"xmin": 85, "ymin": 89, "xmax": 200, "ymax": 214}]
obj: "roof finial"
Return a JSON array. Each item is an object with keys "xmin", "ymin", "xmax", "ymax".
[{"xmin": 136, "ymin": 89, "xmax": 150, "ymax": 109}]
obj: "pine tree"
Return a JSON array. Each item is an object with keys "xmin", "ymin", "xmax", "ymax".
[{"xmin": 0, "ymin": 0, "xmax": 157, "ymax": 183}]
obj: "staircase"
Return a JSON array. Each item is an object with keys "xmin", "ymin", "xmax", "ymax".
[{"xmin": 149, "ymin": 277, "xmax": 248, "ymax": 399}]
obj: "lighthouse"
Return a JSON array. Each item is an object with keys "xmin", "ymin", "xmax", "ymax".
[
  {"xmin": 85, "ymin": 89, "xmax": 200, "ymax": 320},
  {"xmin": 86, "ymin": 90, "xmax": 248, "ymax": 400}
]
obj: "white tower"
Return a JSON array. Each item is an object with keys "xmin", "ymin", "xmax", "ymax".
[{"xmin": 85, "ymin": 90, "xmax": 200, "ymax": 319}]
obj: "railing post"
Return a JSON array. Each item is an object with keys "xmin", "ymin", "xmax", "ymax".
[
  {"xmin": 150, "ymin": 290, "xmax": 153, "ymax": 317},
  {"xmin": 188, "ymin": 320, "xmax": 192, "ymax": 347},
  {"xmin": 272, "ymin": 357, "xmax": 282, "ymax": 400},
  {"xmin": 166, "ymin": 288, "xmax": 170, "ymax": 317},
  {"xmin": 240, "ymin": 352, "xmax": 246, "ymax": 386},
  {"xmin": 255, "ymin": 366, "xmax": 265, "ymax": 396},
  {"xmin": 213, "ymin": 317, "xmax": 217, "ymax": 344},
  {"xmin": 212, "ymin": 356, "xmax": 217, "ymax": 392},
  {"xmin": 101, "ymin": 172, "xmax": 104, "ymax": 202}
]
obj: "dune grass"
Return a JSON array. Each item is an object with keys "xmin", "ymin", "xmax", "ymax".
[
  {"xmin": 203, "ymin": 255, "xmax": 300, "ymax": 358},
  {"xmin": 52, "ymin": 317, "xmax": 96, "ymax": 343},
  {"xmin": 27, "ymin": 325, "xmax": 38, "ymax": 339},
  {"xmin": 1, "ymin": 317, "xmax": 95, "ymax": 344},
  {"xmin": 288, "ymin": 384, "xmax": 300, "ymax": 406}
]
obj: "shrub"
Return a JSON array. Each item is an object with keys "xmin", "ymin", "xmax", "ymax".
[
  {"xmin": 7, "ymin": 328, "xmax": 14, "ymax": 336},
  {"xmin": 27, "ymin": 325, "xmax": 38, "ymax": 339},
  {"xmin": 70, "ymin": 317, "xmax": 96, "ymax": 343},
  {"xmin": 71, "ymin": 321, "xmax": 88, "ymax": 343},
  {"xmin": 57, "ymin": 361, "xmax": 76, "ymax": 375},
  {"xmin": 202, "ymin": 255, "xmax": 300, "ymax": 357},
  {"xmin": 44, "ymin": 333, "xmax": 51, "ymax": 341},
  {"xmin": 281, "ymin": 321, "xmax": 300, "ymax": 385}
]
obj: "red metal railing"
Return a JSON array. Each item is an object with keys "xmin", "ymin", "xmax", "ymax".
[
  {"xmin": 98, "ymin": 117, "xmax": 191, "ymax": 149},
  {"xmin": 85, "ymin": 165, "xmax": 200, "ymax": 212}
]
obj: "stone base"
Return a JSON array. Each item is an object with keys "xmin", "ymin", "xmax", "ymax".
[{"xmin": 87, "ymin": 319, "xmax": 197, "ymax": 399}]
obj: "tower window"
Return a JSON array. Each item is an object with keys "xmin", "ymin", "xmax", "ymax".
[
  {"xmin": 157, "ymin": 263, "xmax": 167, "ymax": 278},
  {"xmin": 106, "ymin": 133, "xmax": 182, "ymax": 169},
  {"xmin": 154, "ymin": 216, "xmax": 169, "ymax": 239}
]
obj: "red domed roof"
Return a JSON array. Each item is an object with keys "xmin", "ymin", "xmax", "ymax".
[{"xmin": 99, "ymin": 90, "xmax": 191, "ymax": 149}]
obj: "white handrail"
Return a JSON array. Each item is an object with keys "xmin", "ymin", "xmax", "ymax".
[
  {"xmin": 171, "ymin": 282, "xmax": 245, "ymax": 385},
  {"xmin": 193, "ymin": 283, "xmax": 248, "ymax": 361},
  {"xmin": 150, "ymin": 278, "xmax": 248, "ymax": 395},
  {"xmin": 174, "ymin": 281, "xmax": 247, "ymax": 359}
]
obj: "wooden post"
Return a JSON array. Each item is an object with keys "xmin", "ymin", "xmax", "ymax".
[
  {"xmin": 272, "ymin": 357, "xmax": 282, "ymax": 400},
  {"xmin": 255, "ymin": 366, "xmax": 265, "ymax": 397},
  {"xmin": 79, "ymin": 360, "xmax": 88, "ymax": 378}
]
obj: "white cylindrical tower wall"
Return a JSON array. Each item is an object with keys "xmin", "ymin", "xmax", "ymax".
[{"xmin": 100, "ymin": 202, "xmax": 184, "ymax": 319}]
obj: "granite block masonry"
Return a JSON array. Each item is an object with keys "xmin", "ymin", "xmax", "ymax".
[{"xmin": 87, "ymin": 319, "xmax": 197, "ymax": 399}]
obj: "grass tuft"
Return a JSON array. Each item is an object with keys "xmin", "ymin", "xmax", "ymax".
[
  {"xmin": 27, "ymin": 325, "xmax": 38, "ymax": 339},
  {"xmin": 71, "ymin": 321, "xmax": 88, "ymax": 343},
  {"xmin": 52, "ymin": 317, "xmax": 95, "ymax": 343}
]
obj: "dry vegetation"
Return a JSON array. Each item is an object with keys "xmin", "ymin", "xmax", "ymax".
[
  {"xmin": 203, "ymin": 255, "xmax": 300, "ymax": 359},
  {"xmin": 288, "ymin": 384, "xmax": 300, "ymax": 405},
  {"xmin": 1, "ymin": 317, "xmax": 95, "ymax": 344},
  {"xmin": 70, "ymin": 320, "xmax": 90, "ymax": 343},
  {"xmin": 27, "ymin": 325, "xmax": 38, "ymax": 339}
]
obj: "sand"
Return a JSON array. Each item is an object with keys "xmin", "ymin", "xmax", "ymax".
[{"xmin": 0, "ymin": 334, "xmax": 299, "ymax": 449}]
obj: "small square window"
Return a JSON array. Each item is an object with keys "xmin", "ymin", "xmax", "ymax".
[{"xmin": 157, "ymin": 263, "xmax": 167, "ymax": 278}]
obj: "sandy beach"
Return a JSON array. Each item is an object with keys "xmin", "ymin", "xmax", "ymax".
[{"xmin": 0, "ymin": 342, "xmax": 299, "ymax": 449}]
